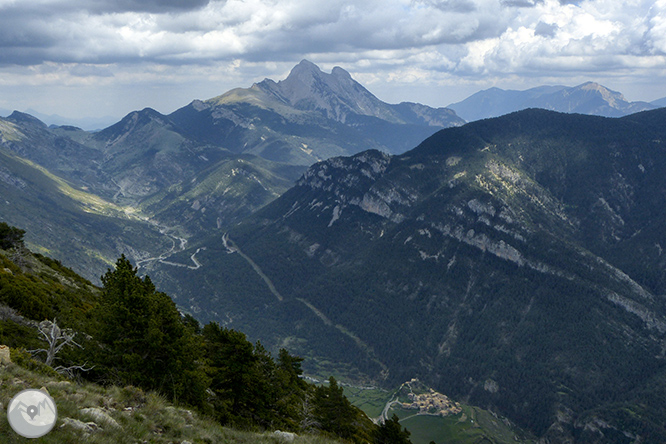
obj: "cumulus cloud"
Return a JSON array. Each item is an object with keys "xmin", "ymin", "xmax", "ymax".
[{"xmin": 0, "ymin": 0, "xmax": 665, "ymax": 115}]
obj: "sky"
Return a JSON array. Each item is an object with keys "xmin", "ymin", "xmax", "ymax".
[{"xmin": 1, "ymin": 0, "xmax": 665, "ymax": 126}]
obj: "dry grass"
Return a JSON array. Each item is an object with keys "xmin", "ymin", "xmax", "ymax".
[{"xmin": 0, "ymin": 351, "xmax": 344, "ymax": 444}]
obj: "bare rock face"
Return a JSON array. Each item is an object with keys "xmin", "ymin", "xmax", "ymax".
[
  {"xmin": 0, "ymin": 345, "xmax": 11, "ymax": 364},
  {"xmin": 256, "ymin": 59, "xmax": 465, "ymax": 127},
  {"xmin": 79, "ymin": 407, "xmax": 121, "ymax": 429},
  {"xmin": 258, "ymin": 60, "xmax": 400, "ymax": 123}
]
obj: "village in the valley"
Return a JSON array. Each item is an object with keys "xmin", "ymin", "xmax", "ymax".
[{"xmin": 399, "ymin": 379, "xmax": 462, "ymax": 417}]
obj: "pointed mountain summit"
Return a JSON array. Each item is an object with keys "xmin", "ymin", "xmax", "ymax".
[
  {"xmin": 168, "ymin": 60, "xmax": 464, "ymax": 165},
  {"xmin": 449, "ymin": 82, "xmax": 655, "ymax": 121},
  {"xmin": 256, "ymin": 60, "xmax": 462, "ymax": 127},
  {"xmin": 256, "ymin": 59, "xmax": 398, "ymax": 123}
]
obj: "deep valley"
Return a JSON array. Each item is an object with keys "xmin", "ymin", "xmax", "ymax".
[{"xmin": 1, "ymin": 62, "xmax": 666, "ymax": 443}]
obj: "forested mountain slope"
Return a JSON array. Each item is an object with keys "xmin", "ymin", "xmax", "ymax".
[
  {"xmin": 0, "ymin": 226, "xmax": 389, "ymax": 443},
  {"xmin": 156, "ymin": 108, "xmax": 666, "ymax": 443}
]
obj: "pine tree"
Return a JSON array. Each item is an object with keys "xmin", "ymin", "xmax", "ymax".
[
  {"xmin": 374, "ymin": 414, "xmax": 412, "ymax": 444},
  {"xmin": 313, "ymin": 376, "xmax": 358, "ymax": 440},
  {"xmin": 202, "ymin": 322, "xmax": 260, "ymax": 425},
  {"xmin": 0, "ymin": 222, "xmax": 25, "ymax": 250},
  {"xmin": 95, "ymin": 255, "xmax": 206, "ymax": 405}
]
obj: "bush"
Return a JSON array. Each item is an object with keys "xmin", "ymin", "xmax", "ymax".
[
  {"xmin": 10, "ymin": 348, "xmax": 60, "ymax": 378},
  {"xmin": 0, "ymin": 223, "xmax": 25, "ymax": 250}
]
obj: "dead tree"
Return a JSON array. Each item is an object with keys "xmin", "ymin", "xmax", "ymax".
[
  {"xmin": 299, "ymin": 395, "xmax": 321, "ymax": 433},
  {"xmin": 9, "ymin": 242, "xmax": 29, "ymax": 268},
  {"xmin": 29, "ymin": 318, "xmax": 93, "ymax": 377}
]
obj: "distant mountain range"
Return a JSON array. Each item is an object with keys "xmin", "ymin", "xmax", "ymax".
[
  {"xmin": 168, "ymin": 59, "xmax": 464, "ymax": 165},
  {"xmin": 0, "ymin": 108, "xmax": 118, "ymax": 131},
  {"xmin": 652, "ymin": 96, "xmax": 666, "ymax": 108},
  {"xmin": 448, "ymin": 82, "xmax": 663, "ymax": 121},
  {"xmin": 6, "ymin": 74, "xmax": 666, "ymax": 131},
  {"xmin": 0, "ymin": 60, "xmax": 463, "ymax": 280}
]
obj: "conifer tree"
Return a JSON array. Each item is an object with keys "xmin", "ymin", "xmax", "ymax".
[
  {"xmin": 202, "ymin": 322, "xmax": 260, "ymax": 425},
  {"xmin": 374, "ymin": 414, "xmax": 412, "ymax": 444},
  {"xmin": 313, "ymin": 376, "xmax": 357, "ymax": 440},
  {"xmin": 96, "ymin": 255, "xmax": 206, "ymax": 405},
  {"xmin": 0, "ymin": 222, "xmax": 25, "ymax": 250}
]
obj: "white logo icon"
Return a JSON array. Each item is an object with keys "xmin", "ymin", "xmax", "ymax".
[{"xmin": 7, "ymin": 389, "xmax": 58, "ymax": 438}]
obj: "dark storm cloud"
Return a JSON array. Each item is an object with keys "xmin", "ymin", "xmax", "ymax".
[
  {"xmin": 500, "ymin": 0, "xmax": 543, "ymax": 7},
  {"xmin": 87, "ymin": 0, "xmax": 211, "ymax": 13}
]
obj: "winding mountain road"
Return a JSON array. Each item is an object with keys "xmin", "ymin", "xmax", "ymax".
[
  {"xmin": 135, "ymin": 222, "xmax": 203, "ymax": 270},
  {"xmin": 222, "ymin": 233, "xmax": 284, "ymax": 301}
]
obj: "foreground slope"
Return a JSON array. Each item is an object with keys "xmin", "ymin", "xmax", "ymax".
[
  {"xmin": 1, "ymin": 360, "xmax": 340, "ymax": 444},
  {"xmin": 0, "ymin": 243, "xmax": 349, "ymax": 444},
  {"xmin": 159, "ymin": 108, "xmax": 666, "ymax": 443}
]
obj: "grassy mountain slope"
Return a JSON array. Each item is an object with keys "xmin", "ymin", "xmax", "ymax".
[
  {"xmin": 0, "ymin": 362, "xmax": 339, "ymax": 444},
  {"xmin": 1, "ymin": 109, "xmax": 305, "ymax": 282},
  {"xmin": 155, "ymin": 108, "xmax": 666, "ymax": 443},
  {"xmin": 0, "ymin": 112, "xmax": 111, "ymax": 195},
  {"xmin": 0, "ymin": 233, "xmax": 376, "ymax": 444},
  {"xmin": 0, "ymin": 147, "xmax": 170, "ymax": 281},
  {"xmin": 0, "ymin": 252, "xmax": 340, "ymax": 444}
]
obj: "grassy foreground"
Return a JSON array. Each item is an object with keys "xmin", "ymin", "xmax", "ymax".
[{"xmin": 0, "ymin": 353, "xmax": 341, "ymax": 444}]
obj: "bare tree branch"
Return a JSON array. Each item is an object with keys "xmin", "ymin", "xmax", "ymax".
[
  {"xmin": 29, "ymin": 318, "xmax": 83, "ymax": 367},
  {"xmin": 54, "ymin": 363, "xmax": 95, "ymax": 379}
]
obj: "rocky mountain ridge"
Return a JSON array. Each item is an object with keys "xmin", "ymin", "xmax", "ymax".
[
  {"xmin": 255, "ymin": 60, "xmax": 461, "ymax": 128},
  {"xmin": 169, "ymin": 60, "xmax": 464, "ymax": 165}
]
